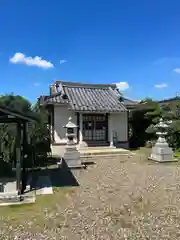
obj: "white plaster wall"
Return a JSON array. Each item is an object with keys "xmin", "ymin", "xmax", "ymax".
[
  {"xmin": 54, "ymin": 106, "xmax": 77, "ymax": 144},
  {"xmin": 109, "ymin": 112, "xmax": 128, "ymax": 142}
]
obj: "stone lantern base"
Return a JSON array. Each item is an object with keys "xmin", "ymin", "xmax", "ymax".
[
  {"xmin": 63, "ymin": 116, "xmax": 84, "ymax": 168},
  {"xmin": 63, "ymin": 144, "xmax": 82, "ymax": 168},
  {"xmin": 148, "ymin": 136, "xmax": 177, "ymax": 162},
  {"xmin": 77, "ymin": 141, "xmax": 88, "ymax": 150}
]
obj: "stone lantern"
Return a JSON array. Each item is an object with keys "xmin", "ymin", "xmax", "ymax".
[
  {"xmin": 63, "ymin": 117, "xmax": 82, "ymax": 168},
  {"xmin": 64, "ymin": 117, "xmax": 77, "ymax": 145},
  {"xmin": 148, "ymin": 118, "xmax": 177, "ymax": 162}
]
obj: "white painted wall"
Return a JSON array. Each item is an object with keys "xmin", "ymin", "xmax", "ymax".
[
  {"xmin": 52, "ymin": 108, "xmax": 128, "ymax": 156},
  {"xmin": 108, "ymin": 112, "xmax": 128, "ymax": 142},
  {"xmin": 54, "ymin": 108, "xmax": 128, "ymax": 143},
  {"xmin": 54, "ymin": 106, "xmax": 77, "ymax": 144}
]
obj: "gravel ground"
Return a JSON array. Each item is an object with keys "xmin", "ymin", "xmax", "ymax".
[{"xmin": 1, "ymin": 154, "xmax": 180, "ymax": 239}]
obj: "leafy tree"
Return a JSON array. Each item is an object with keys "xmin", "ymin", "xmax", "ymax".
[
  {"xmin": 29, "ymin": 102, "xmax": 51, "ymax": 166},
  {"xmin": 130, "ymin": 97, "xmax": 180, "ymax": 151},
  {"xmin": 0, "ymin": 93, "xmax": 31, "ymax": 113},
  {"xmin": 0, "ymin": 93, "xmax": 50, "ymax": 169},
  {"xmin": 129, "ymin": 99, "xmax": 159, "ymax": 148}
]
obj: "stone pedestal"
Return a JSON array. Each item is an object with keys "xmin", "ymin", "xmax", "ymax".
[
  {"xmin": 63, "ymin": 116, "xmax": 84, "ymax": 168},
  {"xmin": 63, "ymin": 144, "xmax": 82, "ymax": 168},
  {"xmin": 77, "ymin": 141, "xmax": 88, "ymax": 150},
  {"xmin": 148, "ymin": 136, "xmax": 176, "ymax": 162}
]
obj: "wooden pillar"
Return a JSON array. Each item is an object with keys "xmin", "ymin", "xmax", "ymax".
[
  {"xmin": 21, "ymin": 121, "xmax": 28, "ymax": 193},
  {"xmin": 51, "ymin": 106, "xmax": 55, "ymax": 143},
  {"xmin": 127, "ymin": 110, "xmax": 129, "ymax": 142},
  {"xmin": 16, "ymin": 122, "xmax": 22, "ymax": 194},
  {"xmin": 48, "ymin": 105, "xmax": 55, "ymax": 143},
  {"xmin": 105, "ymin": 113, "xmax": 109, "ymax": 142},
  {"xmin": 22, "ymin": 122, "xmax": 28, "ymax": 155},
  {"xmin": 79, "ymin": 113, "xmax": 83, "ymax": 143},
  {"xmin": 76, "ymin": 112, "xmax": 80, "ymax": 142},
  {"xmin": 48, "ymin": 108, "xmax": 51, "ymax": 142},
  {"xmin": 109, "ymin": 114, "xmax": 114, "ymax": 147}
]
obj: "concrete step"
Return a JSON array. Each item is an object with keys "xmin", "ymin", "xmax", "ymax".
[
  {"xmin": 81, "ymin": 154, "xmax": 133, "ymax": 164},
  {"xmin": 0, "ymin": 194, "xmax": 36, "ymax": 206},
  {"xmin": 22, "ymin": 193, "xmax": 36, "ymax": 203},
  {"xmin": 80, "ymin": 148, "xmax": 131, "ymax": 157},
  {"xmin": 80, "ymin": 146, "xmax": 116, "ymax": 150},
  {"xmin": 0, "ymin": 195, "xmax": 21, "ymax": 204},
  {"xmin": 80, "ymin": 154, "xmax": 131, "ymax": 159},
  {"xmin": 81, "ymin": 153, "xmax": 132, "ymax": 158},
  {"xmin": 80, "ymin": 154, "xmax": 133, "ymax": 163},
  {"xmin": 84, "ymin": 141, "xmax": 109, "ymax": 147}
]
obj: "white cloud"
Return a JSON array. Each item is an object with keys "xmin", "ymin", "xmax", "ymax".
[
  {"xmin": 154, "ymin": 83, "xmax": 168, "ymax": 88},
  {"xmin": 9, "ymin": 52, "xmax": 54, "ymax": 69},
  {"xmin": 174, "ymin": 68, "xmax": 180, "ymax": 74},
  {"xmin": 60, "ymin": 59, "xmax": 67, "ymax": 64},
  {"xmin": 115, "ymin": 81, "xmax": 129, "ymax": 91}
]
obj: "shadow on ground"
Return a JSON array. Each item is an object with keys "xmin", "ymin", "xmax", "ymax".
[
  {"xmin": 31, "ymin": 159, "xmax": 79, "ymax": 190},
  {"xmin": 32, "ymin": 155, "xmax": 62, "ymax": 168},
  {"xmin": 82, "ymin": 161, "xmax": 96, "ymax": 166}
]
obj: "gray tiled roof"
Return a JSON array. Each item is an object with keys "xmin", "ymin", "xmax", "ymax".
[
  {"xmin": 39, "ymin": 81, "xmax": 136, "ymax": 112},
  {"xmin": 123, "ymin": 98, "xmax": 139, "ymax": 106},
  {"xmin": 158, "ymin": 96, "xmax": 180, "ymax": 103}
]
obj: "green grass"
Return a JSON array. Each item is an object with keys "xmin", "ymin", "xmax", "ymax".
[
  {"xmin": 133, "ymin": 146, "xmax": 180, "ymax": 162},
  {"xmin": 132, "ymin": 147, "xmax": 151, "ymax": 155},
  {"xmin": 174, "ymin": 151, "xmax": 180, "ymax": 158},
  {"xmin": 0, "ymin": 187, "xmax": 77, "ymax": 235}
]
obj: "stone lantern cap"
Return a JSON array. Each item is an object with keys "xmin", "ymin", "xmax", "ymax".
[
  {"xmin": 155, "ymin": 118, "xmax": 172, "ymax": 129},
  {"xmin": 64, "ymin": 117, "xmax": 78, "ymax": 128},
  {"xmin": 155, "ymin": 118, "xmax": 168, "ymax": 128}
]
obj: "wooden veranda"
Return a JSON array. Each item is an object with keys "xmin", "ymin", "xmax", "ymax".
[{"xmin": 0, "ymin": 105, "xmax": 38, "ymax": 194}]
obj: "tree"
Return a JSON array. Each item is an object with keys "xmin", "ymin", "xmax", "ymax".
[
  {"xmin": 144, "ymin": 98, "xmax": 180, "ymax": 150},
  {"xmin": 0, "ymin": 93, "xmax": 32, "ymax": 113},
  {"xmin": 0, "ymin": 93, "xmax": 50, "ymax": 169},
  {"xmin": 129, "ymin": 99, "xmax": 159, "ymax": 148},
  {"xmin": 29, "ymin": 102, "xmax": 51, "ymax": 166}
]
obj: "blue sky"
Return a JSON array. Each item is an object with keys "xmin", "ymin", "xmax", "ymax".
[{"xmin": 1, "ymin": 0, "xmax": 180, "ymax": 103}]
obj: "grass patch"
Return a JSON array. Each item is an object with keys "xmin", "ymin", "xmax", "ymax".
[
  {"xmin": 134, "ymin": 147, "xmax": 180, "ymax": 159},
  {"xmin": 132, "ymin": 147, "xmax": 151, "ymax": 155},
  {"xmin": 174, "ymin": 151, "xmax": 180, "ymax": 158},
  {"xmin": 0, "ymin": 187, "xmax": 76, "ymax": 234}
]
